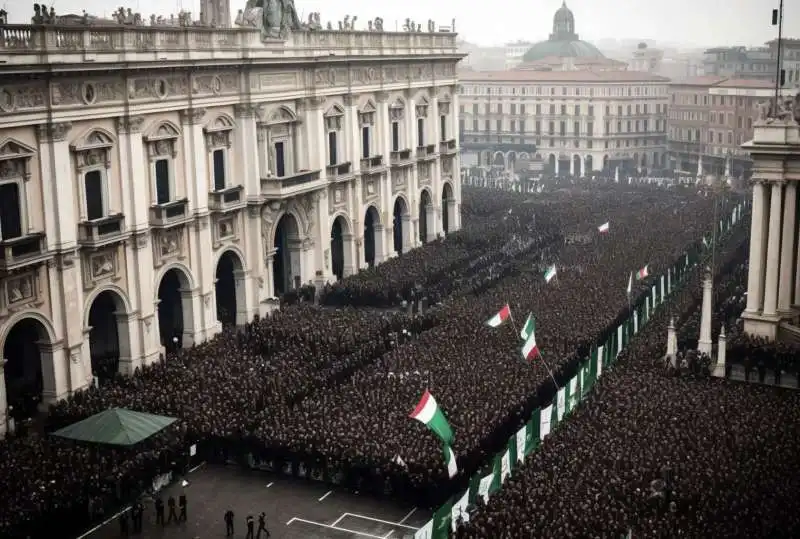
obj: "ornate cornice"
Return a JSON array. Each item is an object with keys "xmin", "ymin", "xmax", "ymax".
[
  {"xmin": 180, "ymin": 108, "xmax": 207, "ymax": 125},
  {"xmin": 234, "ymin": 103, "xmax": 259, "ymax": 118}
]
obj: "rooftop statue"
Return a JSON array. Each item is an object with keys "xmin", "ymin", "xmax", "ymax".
[
  {"xmin": 235, "ymin": 0, "xmax": 301, "ymax": 39},
  {"xmin": 757, "ymin": 88, "xmax": 800, "ymax": 125}
]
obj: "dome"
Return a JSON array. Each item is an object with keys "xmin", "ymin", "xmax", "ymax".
[{"xmin": 521, "ymin": 2, "xmax": 605, "ymax": 63}]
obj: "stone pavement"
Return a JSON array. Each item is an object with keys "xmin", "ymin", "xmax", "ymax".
[{"xmin": 78, "ymin": 463, "xmax": 430, "ymax": 539}]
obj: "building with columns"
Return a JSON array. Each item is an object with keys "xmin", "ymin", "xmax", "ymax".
[
  {"xmin": 0, "ymin": 20, "xmax": 462, "ymax": 424},
  {"xmin": 742, "ymin": 96, "xmax": 800, "ymax": 342}
]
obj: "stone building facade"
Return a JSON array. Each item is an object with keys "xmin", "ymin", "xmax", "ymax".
[{"xmin": 0, "ymin": 23, "xmax": 462, "ymax": 425}]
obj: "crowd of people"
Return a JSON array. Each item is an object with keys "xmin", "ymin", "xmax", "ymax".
[
  {"xmin": 457, "ymin": 216, "xmax": 800, "ymax": 538},
  {"xmin": 0, "ymin": 183, "xmax": 746, "ymax": 537}
]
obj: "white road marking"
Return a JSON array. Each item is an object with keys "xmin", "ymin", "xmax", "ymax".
[
  {"xmin": 267, "ymin": 482, "xmax": 274, "ymax": 488},
  {"xmin": 188, "ymin": 462, "xmax": 206, "ymax": 473},
  {"xmin": 285, "ymin": 517, "xmax": 386, "ymax": 538},
  {"xmin": 331, "ymin": 514, "xmax": 347, "ymax": 526},
  {"xmin": 398, "ymin": 507, "xmax": 417, "ymax": 524},
  {"xmin": 318, "ymin": 490, "xmax": 333, "ymax": 502},
  {"xmin": 343, "ymin": 513, "xmax": 419, "ymax": 530},
  {"xmin": 382, "ymin": 531, "xmax": 395, "ymax": 538},
  {"xmin": 76, "ymin": 507, "xmax": 130, "ymax": 539}
]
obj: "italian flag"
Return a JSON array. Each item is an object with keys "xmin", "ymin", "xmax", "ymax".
[
  {"xmin": 520, "ymin": 313, "xmax": 535, "ymax": 340},
  {"xmin": 410, "ymin": 390, "xmax": 454, "ymax": 446},
  {"xmin": 486, "ymin": 304, "xmax": 511, "ymax": 327},
  {"xmin": 544, "ymin": 265, "xmax": 557, "ymax": 283},
  {"xmin": 521, "ymin": 327, "xmax": 540, "ymax": 361},
  {"xmin": 597, "ymin": 222, "xmax": 610, "ymax": 234},
  {"xmin": 636, "ymin": 265, "xmax": 649, "ymax": 280}
]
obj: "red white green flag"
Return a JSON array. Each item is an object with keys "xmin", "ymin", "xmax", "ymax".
[
  {"xmin": 636, "ymin": 265, "xmax": 649, "ymax": 280},
  {"xmin": 486, "ymin": 304, "xmax": 511, "ymax": 327},
  {"xmin": 521, "ymin": 326, "xmax": 540, "ymax": 361},
  {"xmin": 520, "ymin": 313, "xmax": 535, "ymax": 340},
  {"xmin": 410, "ymin": 390, "xmax": 454, "ymax": 446}
]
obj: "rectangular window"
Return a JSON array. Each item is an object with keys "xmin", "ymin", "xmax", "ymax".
[
  {"xmin": 328, "ymin": 131, "xmax": 338, "ymax": 166},
  {"xmin": 417, "ymin": 118, "xmax": 425, "ymax": 147},
  {"xmin": 392, "ymin": 121, "xmax": 400, "ymax": 151},
  {"xmin": 573, "ymin": 121, "xmax": 580, "ymax": 135},
  {"xmin": 361, "ymin": 126, "xmax": 370, "ymax": 159},
  {"xmin": 440, "ymin": 115, "xmax": 447, "ymax": 141},
  {"xmin": 154, "ymin": 158, "xmax": 171, "ymax": 204},
  {"xmin": 0, "ymin": 182, "xmax": 22, "ymax": 240},
  {"xmin": 274, "ymin": 141, "xmax": 286, "ymax": 177},
  {"xmin": 84, "ymin": 170, "xmax": 105, "ymax": 220},
  {"xmin": 212, "ymin": 149, "xmax": 226, "ymax": 191}
]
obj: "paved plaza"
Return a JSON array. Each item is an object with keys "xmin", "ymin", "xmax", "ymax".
[{"xmin": 79, "ymin": 464, "xmax": 429, "ymax": 539}]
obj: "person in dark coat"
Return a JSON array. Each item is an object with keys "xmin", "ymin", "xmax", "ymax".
[
  {"xmin": 257, "ymin": 512, "xmax": 271, "ymax": 538},
  {"xmin": 224, "ymin": 509, "xmax": 235, "ymax": 537}
]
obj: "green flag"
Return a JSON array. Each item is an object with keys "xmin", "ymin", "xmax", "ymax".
[
  {"xmin": 431, "ymin": 499, "xmax": 453, "ymax": 539},
  {"xmin": 520, "ymin": 313, "xmax": 535, "ymax": 340}
]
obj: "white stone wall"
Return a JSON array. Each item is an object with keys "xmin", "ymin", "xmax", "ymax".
[{"xmin": 0, "ymin": 50, "xmax": 462, "ymax": 424}]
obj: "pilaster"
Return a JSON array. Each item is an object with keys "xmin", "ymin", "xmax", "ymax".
[
  {"xmin": 344, "ymin": 94, "xmax": 362, "ymax": 173},
  {"xmin": 375, "ymin": 91, "xmax": 393, "ymax": 229},
  {"xmin": 52, "ymin": 253, "xmax": 85, "ymax": 373},
  {"xmin": 126, "ymin": 234, "xmax": 160, "ymax": 365},
  {"xmin": 116, "ymin": 116, "xmax": 149, "ymax": 230},
  {"xmin": 234, "ymin": 104, "xmax": 261, "ymax": 200},
  {"xmin": 188, "ymin": 216, "xmax": 215, "ymax": 337},
  {"xmin": 374, "ymin": 224, "xmax": 387, "ymax": 264},
  {"xmin": 232, "ymin": 269, "xmax": 254, "ymax": 325},
  {"xmin": 245, "ymin": 206, "xmax": 268, "ymax": 314},
  {"xmin": 180, "ymin": 108, "xmax": 209, "ymax": 212},
  {"xmin": 116, "ymin": 312, "xmax": 142, "ymax": 375},
  {"xmin": 36, "ymin": 122, "xmax": 75, "ymax": 250},
  {"xmin": 180, "ymin": 287, "xmax": 203, "ymax": 346},
  {"xmin": 302, "ymin": 96, "xmax": 326, "ymax": 172}
]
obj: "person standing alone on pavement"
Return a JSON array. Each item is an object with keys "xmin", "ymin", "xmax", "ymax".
[
  {"xmin": 245, "ymin": 514, "xmax": 255, "ymax": 539},
  {"xmin": 257, "ymin": 512, "xmax": 271, "ymax": 538},
  {"xmin": 224, "ymin": 509, "xmax": 235, "ymax": 537}
]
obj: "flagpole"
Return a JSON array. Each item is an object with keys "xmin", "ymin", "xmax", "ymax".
[
  {"xmin": 537, "ymin": 351, "xmax": 560, "ymax": 390},
  {"xmin": 508, "ymin": 311, "xmax": 520, "ymax": 336}
]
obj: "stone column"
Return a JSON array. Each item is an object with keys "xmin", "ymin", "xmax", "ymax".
[
  {"xmin": 401, "ymin": 214, "xmax": 413, "ymax": 253},
  {"xmin": 745, "ymin": 181, "xmax": 768, "ymax": 314},
  {"xmin": 554, "ymin": 159, "xmax": 560, "ymax": 175},
  {"xmin": 179, "ymin": 288, "xmax": 201, "ymax": 346},
  {"xmin": 425, "ymin": 204, "xmax": 436, "ymax": 243},
  {"xmin": 762, "ymin": 181, "xmax": 784, "ymax": 317},
  {"xmin": 115, "ymin": 312, "xmax": 141, "ymax": 375},
  {"xmin": 778, "ymin": 181, "xmax": 797, "ymax": 313},
  {"xmin": 126, "ymin": 234, "xmax": 160, "ymax": 365},
  {"xmin": 569, "ymin": 157, "xmax": 575, "ymax": 176},
  {"xmin": 233, "ymin": 104, "xmax": 261, "ymax": 199},
  {"xmin": 698, "ymin": 273, "xmax": 713, "ymax": 356},
  {"xmin": 115, "ymin": 116, "xmax": 148, "ymax": 229},
  {"xmin": 232, "ymin": 269, "xmax": 251, "ymax": 326},
  {"xmin": 713, "ymin": 326, "xmax": 727, "ymax": 378},
  {"xmin": 342, "ymin": 233, "xmax": 356, "ymax": 277}
]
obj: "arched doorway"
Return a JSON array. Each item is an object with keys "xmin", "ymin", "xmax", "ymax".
[
  {"xmin": 492, "ymin": 152, "xmax": 505, "ymax": 168},
  {"xmin": 216, "ymin": 250, "xmax": 245, "ymax": 327},
  {"xmin": 557, "ymin": 156, "xmax": 570, "ymax": 177},
  {"xmin": 364, "ymin": 205, "xmax": 381, "ymax": 267},
  {"xmin": 441, "ymin": 182, "xmax": 454, "ymax": 235},
  {"xmin": 2, "ymin": 317, "xmax": 50, "ymax": 419},
  {"xmin": 273, "ymin": 213, "xmax": 301, "ymax": 295},
  {"xmin": 641, "ymin": 153, "xmax": 648, "ymax": 170},
  {"xmin": 602, "ymin": 155, "xmax": 610, "ymax": 172},
  {"xmin": 547, "ymin": 154, "xmax": 556, "ymax": 174},
  {"xmin": 632, "ymin": 153, "xmax": 639, "ymax": 172},
  {"xmin": 418, "ymin": 189, "xmax": 433, "ymax": 244},
  {"xmin": 157, "ymin": 267, "xmax": 192, "ymax": 351},
  {"xmin": 330, "ymin": 216, "xmax": 352, "ymax": 281},
  {"xmin": 507, "ymin": 151, "xmax": 517, "ymax": 171},
  {"xmin": 87, "ymin": 290, "xmax": 126, "ymax": 384},
  {"xmin": 572, "ymin": 155, "xmax": 582, "ymax": 177},
  {"xmin": 585, "ymin": 155, "xmax": 594, "ymax": 174},
  {"xmin": 393, "ymin": 196, "xmax": 410, "ymax": 254}
]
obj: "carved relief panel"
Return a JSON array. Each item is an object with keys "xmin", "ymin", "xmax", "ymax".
[
  {"xmin": 392, "ymin": 169, "xmax": 408, "ymax": 194},
  {"xmin": 418, "ymin": 163, "xmax": 431, "ymax": 186},
  {"xmin": 213, "ymin": 214, "xmax": 238, "ymax": 248},
  {"xmin": 328, "ymin": 185, "xmax": 346, "ymax": 214},
  {"xmin": 152, "ymin": 228, "xmax": 184, "ymax": 267},
  {"xmin": 81, "ymin": 248, "xmax": 119, "ymax": 290},
  {"xmin": 1, "ymin": 270, "xmax": 41, "ymax": 315},
  {"xmin": 362, "ymin": 177, "xmax": 379, "ymax": 204}
]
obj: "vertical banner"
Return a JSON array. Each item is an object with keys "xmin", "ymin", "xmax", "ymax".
[
  {"xmin": 540, "ymin": 403, "xmax": 553, "ymax": 440},
  {"xmin": 526, "ymin": 412, "xmax": 540, "ymax": 455},
  {"xmin": 633, "ymin": 308, "xmax": 639, "ymax": 334},
  {"xmin": 651, "ymin": 285, "xmax": 657, "ymax": 309},
  {"xmin": 596, "ymin": 345, "xmax": 604, "ymax": 378},
  {"xmin": 616, "ymin": 324, "xmax": 624, "ymax": 357},
  {"xmin": 667, "ymin": 267, "xmax": 672, "ymax": 294},
  {"xmin": 660, "ymin": 275, "xmax": 666, "ymax": 303}
]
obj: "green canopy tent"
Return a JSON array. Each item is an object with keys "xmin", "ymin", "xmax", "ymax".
[{"xmin": 52, "ymin": 408, "xmax": 178, "ymax": 446}]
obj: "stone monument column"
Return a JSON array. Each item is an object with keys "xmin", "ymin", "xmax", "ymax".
[
  {"xmin": 762, "ymin": 181, "xmax": 784, "ymax": 317},
  {"xmin": 713, "ymin": 326, "xmax": 727, "ymax": 378},
  {"xmin": 698, "ymin": 273, "xmax": 713, "ymax": 356},
  {"xmin": 778, "ymin": 181, "xmax": 797, "ymax": 313},
  {"xmin": 744, "ymin": 180, "xmax": 768, "ymax": 314}
]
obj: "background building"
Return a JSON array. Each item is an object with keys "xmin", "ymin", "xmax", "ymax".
[
  {"xmin": 505, "ymin": 41, "xmax": 536, "ymax": 70},
  {"xmin": 0, "ymin": 12, "xmax": 462, "ymax": 422},
  {"xmin": 766, "ymin": 38, "xmax": 800, "ymax": 87},
  {"xmin": 702, "ymin": 46, "xmax": 776, "ymax": 81},
  {"xmin": 458, "ymin": 70, "xmax": 670, "ymax": 175},
  {"xmin": 667, "ymin": 76, "xmax": 774, "ymax": 179},
  {"xmin": 629, "ymin": 43, "xmax": 664, "ymax": 73}
]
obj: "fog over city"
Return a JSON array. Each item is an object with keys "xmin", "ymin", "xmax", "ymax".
[{"xmin": 7, "ymin": 0, "xmax": 799, "ymax": 48}]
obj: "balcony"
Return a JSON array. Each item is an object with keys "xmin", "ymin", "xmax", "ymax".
[
  {"xmin": 78, "ymin": 214, "xmax": 127, "ymax": 248},
  {"xmin": 0, "ymin": 233, "xmax": 48, "ymax": 272},
  {"xmin": 390, "ymin": 149, "xmax": 414, "ymax": 168},
  {"xmin": 416, "ymin": 144, "xmax": 438, "ymax": 161},
  {"xmin": 260, "ymin": 169, "xmax": 324, "ymax": 199},
  {"xmin": 149, "ymin": 198, "xmax": 190, "ymax": 229},
  {"xmin": 360, "ymin": 155, "xmax": 384, "ymax": 175},
  {"xmin": 439, "ymin": 139, "xmax": 458, "ymax": 155},
  {"xmin": 209, "ymin": 185, "xmax": 245, "ymax": 213},
  {"xmin": 326, "ymin": 162, "xmax": 354, "ymax": 182}
]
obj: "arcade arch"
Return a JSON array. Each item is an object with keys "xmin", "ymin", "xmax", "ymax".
[
  {"xmin": 156, "ymin": 265, "xmax": 195, "ymax": 351},
  {"xmin": 363, "ymin": 205, "xmax": 382, "ymax": 268},
  {"xmin": 585, "ymin": 155, "xmax": 594, "ymax": 174},
  {"xmin": 441, "ymin": 182, "xmax": 455, "ymax": 235},
  {"xmin": 393, "ymin": 195, "xmax": 411, "ymax": 254},
  {"xmin": 547, "ymin": 154, "xmax": 556, "ymax": 174},
  {"xmin": 330, "ymin": 214, "xmax": 354, "ymax": 281},
  {"xmin": 85, "ymin": 287, "xmax": 132, "ymax": 383},
  {"xmin": 215, "ymin": 249, "xmax": 246, "ymax": 327},
  {"xmin": 1, "ymin": 313, "xmax": 57, "ymax": 418},
  {"xmin": 418, "ymin": 188, "xmax": 433, "ymax": 244},
  {"xmin": 572, "ymin": 155, "xmax": 582, "ymax": 177},
  {"xmin": 272, "ymin": 213, "xmax": 302, "ymax": 295}
]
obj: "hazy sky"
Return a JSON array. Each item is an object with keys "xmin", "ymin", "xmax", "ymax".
[{"xmin": 7, "ymin": 0, "xmax": 799, "ymax": 48}]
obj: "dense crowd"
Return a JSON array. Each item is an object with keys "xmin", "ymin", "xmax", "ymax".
[
  {"xmin": 0, "ymin": 184, "xmax": 738, "ymax": 537},
  {"xmin": 457, "ymin": 222, "xmax": 800, "ymax": 538}
]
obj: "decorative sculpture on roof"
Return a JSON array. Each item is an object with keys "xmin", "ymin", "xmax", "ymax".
[
  {"xmin": 235, "ymin": 0, "xmax": 301, "ymax": 38},
  {"xmin": 32, "ymin": 4, "xmax": 56, "ymax": 24},
  {"xmin": 305, "ymin": 12, "xmax": 321, "ymax": 30}
]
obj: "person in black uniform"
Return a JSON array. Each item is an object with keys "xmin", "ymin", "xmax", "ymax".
[
  {"xmin": 257, "ymin": 512, "xmax": 271, "ymax": 538},
  {"xmin": 132, "ymin": 501, "xmax": 144, "ymax": 533},
  {"xmin": 155, "ymin": 497, "xmax": 165, "ymax": 527},
  {"xmin": 224, "ymin": 509, "xmax": 235, "ymax": 537},
  {"xmin": 245, "ymin": 514, "xmax": 254, "ymax": 539},
  {"xmin": 178, "ymin": 492, "xmax": 187, "ymax": 522},
  {"xmin": 119, "ymin": 510, "xmax": 130, "ymax": 537},
  {"xmin": 167, "ymin": 495, "xmax": 178, "ymax": 524}
]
